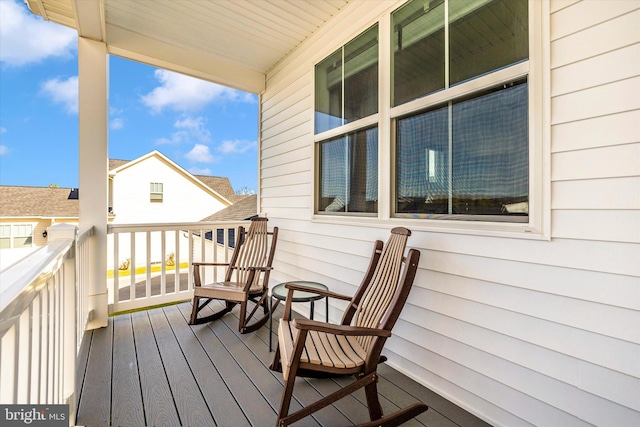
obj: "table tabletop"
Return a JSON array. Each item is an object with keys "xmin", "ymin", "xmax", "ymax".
[{"xmin": 271, "ymin": 281, "xmax": 328, "ymax": 302}]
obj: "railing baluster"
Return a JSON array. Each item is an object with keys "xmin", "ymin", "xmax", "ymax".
[
  {"xmin": 17, "ymin": 310, "xmax": 29, "ymax": 403},
  {"xmin": 114, "ymin": 230, "xmax": 120, "ymax": 304},
  {"xmin": 0, "ymin": 324, "xmax": 17, "ymax": 402},
  {"xmin": 130, "ymin": 231, "xmax": 136, "ymax": 301},
  {"xmin": 30, "ymin": 296, "xmax": 40, "ymax": 404},
  {"xmin": 175, "ymin": 230, "xmax": 181, "ymax": 292},
  {"xmin": 146, "ymin": 231, "xmax": 152, "ymax": 299},
  {"xmin": 161, "ymin": 230, "xmax": 167, "ymax": 295}
]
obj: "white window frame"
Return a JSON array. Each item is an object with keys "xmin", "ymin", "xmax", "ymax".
[
  {"xmin": 150, "ymin": 182, "xmax": 163, "ymax": 203},
  {"xmin": 0, "ymin": 223, "xmax": 35, "ymax": 249},
  {"xmin": 312, "ymin": 0, "xmax": 549, "ymax": 239}
]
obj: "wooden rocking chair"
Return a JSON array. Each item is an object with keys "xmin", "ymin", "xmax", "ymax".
[
  {"xmin": 189, "ymin": 217, "xmax": 278, "ymax": 333},
  {"xmin": 270, "ymin": 227, "xmax": 427, "ymax": 427}
]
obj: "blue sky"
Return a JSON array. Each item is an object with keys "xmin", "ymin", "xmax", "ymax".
[{"xmin": 0, "ymin": 0, "xmax": 259, "ymax": 193}]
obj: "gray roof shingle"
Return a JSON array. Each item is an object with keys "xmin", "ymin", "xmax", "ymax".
[
  {"xmin": 201, "ymin": 194, "xmax": 257, "ymax": 221},
  {"xmin": 0, "ymin": 186, "xmax": 79, "ymax": 217}
]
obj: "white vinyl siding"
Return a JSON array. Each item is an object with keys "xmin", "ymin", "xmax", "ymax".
[
  {"xmin": 260, "ymin": 1, "xmax": 640, "ymax": 426},
  {"xmin": 111, "ymin": 155, "xmax": 228, "ymax": 224}
]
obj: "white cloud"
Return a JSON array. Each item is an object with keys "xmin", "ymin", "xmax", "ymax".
[
  {"xmin": 0, "ymin": 0, "xmax": 76, "ymax": 67},
  {"xmin": 185, "ymin": 144, "xmax": 218, "ymax": 163},
  {"xmin": 189, "ymin": 167, "xmax": 212, "ymax": 175},
  {"xmin": 110, "ymin": 118, "xmax": 124, "ymax": 130},
  {"xmin": 41, "ymin": 76, "xmax": 78, "ymax": 114},
  {"xmin": 217, "ymin": 139, "xmax": 257, "ymax": 155},
  {"xmin": 141, "ymin": 69, "xmax": 255, "ymax": 113},
  {"xmin": 156, "ymin": 115, "xmax": 212, "ymax": 145},
  {"xmin": 109, "ymin": 107, "xmax": 125, "ymax": 129},
  {"xmin": 174, "ymin": 116, "xmax": 211, "ymax": 142},
  {"xmin": 0, "ymin": 145, "xmax": 8, "ymax": 156}
]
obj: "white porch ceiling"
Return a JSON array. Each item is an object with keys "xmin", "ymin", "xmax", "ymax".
[{"xmin": 26, "ymin": 0, "xmax": 351, "ymax": 93}]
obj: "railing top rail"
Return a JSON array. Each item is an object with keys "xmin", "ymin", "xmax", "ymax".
[
  {"xmin": 0, "ymin": 238, "xmax": 74, "ymax": 330},
  {"xmin": 108, "ymin": 220, "xmax": 251, "ymax": 234},
  {"xmin": 77, "ymin": 225, "xmax": 95, "ymax": 245}
]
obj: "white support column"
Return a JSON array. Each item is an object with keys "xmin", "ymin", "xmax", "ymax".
[{"xmin": 78, "ymin": 37, "xmax": 109, "ymax": 329}]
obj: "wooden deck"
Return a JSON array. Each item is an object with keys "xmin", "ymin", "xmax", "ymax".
[{"xmin": 76, "ymin": 301, "xmax": 490, "ymax": 427}]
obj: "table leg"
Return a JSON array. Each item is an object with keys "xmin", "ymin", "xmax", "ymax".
[
  {"xmin": 326, "ymin": 296, "xmax": 329, "ymax": 323},
  {"xmin": 310, "ymin": 300, "xmax": 315, "ymax": 320},
  {"xmin": 269, "ymin": 295, "xmax": 273, "ymax": 352}
]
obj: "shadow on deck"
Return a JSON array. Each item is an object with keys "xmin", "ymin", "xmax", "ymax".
[{"xmin": 76, "ymin": 301, "xmax": 490, "ymax": 427}]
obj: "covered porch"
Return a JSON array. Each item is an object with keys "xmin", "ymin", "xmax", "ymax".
[{"xmin": 77, "ymin": 301, "xmax": 487, "ymax": 427}]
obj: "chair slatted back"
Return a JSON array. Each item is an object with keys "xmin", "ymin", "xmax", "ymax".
[
  {"xmin": 231, "ymin": 218, "xmax": 270, "ymax": 284},
  {"xmin": 352, "ymin": 228, "xmax": 409, "ymax": 350}
]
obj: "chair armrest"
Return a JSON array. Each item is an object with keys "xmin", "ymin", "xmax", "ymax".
[
  {"xmin": 245, "ymin": 266, "xmax": 274, "ymax": 271},
  {"xmin": 293, "ymin": 319, "xmax": 391, "ymax": 338},
  {"xmin": 193, "ymin": 262, "xmax": 230, "ymax": 267},
  {"xmin": 284, "ymin": 283, "xmax": 351, "ymax": 301}
]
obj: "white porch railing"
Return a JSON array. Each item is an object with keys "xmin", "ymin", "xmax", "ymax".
[
  {"xmin": 107, "ymin": 221, "xmax": 249, "ymax": 314},
  {"xmin": 0, "ymin": 224, "xmax": 93, "ymax": 425},
  {"xmin": 0, "ymin": 220, "xmax": 247, "ymax": 425}
]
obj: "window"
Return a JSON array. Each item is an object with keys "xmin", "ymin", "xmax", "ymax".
[
  {"xmin": 315, "ymin": 25, "xmax": 379, "ymax": 214},
  {"xmin": 314, "ymin": 0, "xmax": 537, "ymax": 226},
  {"xmin": 396, "ymin": 79, "xmax": 528, "ymax": 219},
  {"xmin": 0, "ymin": 225, "xmax": 10, "ymax": 249},
  {"xmin": 150, "ymin": 182, "xmax": 163, "ymax": 203},
  {"xmin": 392, "ymin": 0, "xmax": 529, "ymax": 221},
  {"xmin": 318, "ymin": 127, "xmax": 378, "ymax": 214},
  {"xmin": 0, "ymin": 224, "xmax": 33, "ymax": 249},
  {"xmin": 315, "ymin": 25, "xmax": 379, "ymax": 134}
]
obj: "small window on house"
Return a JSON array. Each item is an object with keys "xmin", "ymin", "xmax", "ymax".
[
  {"xmin": 150, "ymin": 182, "xmax": 163, "ymax": 203},
  {"xmin": 3, "ymin": 224, "xmax": 34, "ymax": 249},
  {"xmin": 0, "ymin": 225, "xmax": 11, "ymax": 249}
]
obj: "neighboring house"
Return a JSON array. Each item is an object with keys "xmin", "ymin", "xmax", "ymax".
[
  {"xmin": 108, "ymin": 150, "xmax": 234, "ymax": 224},
  {"xmin": 0, "ymin": 186, "xmax": 84, "ymax": 270},
  {"xmin": 24, "ymin": 1, "xmax": 640, "ymax": 426},
  {"xmin": 1, "ymin": 150, "xmax": 242, "ymax": 270}
]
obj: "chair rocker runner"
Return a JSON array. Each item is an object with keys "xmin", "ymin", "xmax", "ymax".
[
  {"xmin": 270, "ymin": 227, "xmax": 427, "ymax": 427},
  {"xmin": 189, "ymin": 217, "xmax": 278, "ymax": 333}
]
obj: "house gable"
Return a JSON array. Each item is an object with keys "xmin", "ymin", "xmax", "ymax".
[
  {"xmin": 109, "ymin": 151, "xmax": 232, "ymax": 223},
  {"xmin": 109, "ymin": 150, "xmax": 233, "ymax": 206}
]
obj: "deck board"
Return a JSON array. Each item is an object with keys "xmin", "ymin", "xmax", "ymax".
[
  {"xmin": 77, "ymin": 321, "xmax": 112, "ymax": 427},
  {"xmin": 131, "ymin": 311, "xmax": 181, "ymax": 427},
  {"xmin": 111, "ymin": 315, "xmax": 145, "ymax": 426},
  {"xmin": 167, "ymin": 304, "xmax": 253, "ymax": 427},
  {"xmin": 76, "ymin": 301, "xmax": 489, "ymax": 426},
  {"xmin": 147, "ymin": 307, "xmax": 216, "ymax": 426}
]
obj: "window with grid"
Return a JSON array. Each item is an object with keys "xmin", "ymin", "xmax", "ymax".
[
  {"xmin": 150, "ymin": 182, "xmax": 163, "ymax": 203},
  {"xmin": 392, "ymin": 0, "xmax": 529, "ymax": 221},
  {"xmin": 12, "ymin": 224, "xmax": 33, "ymax": 248},
  {"xmin": 315, "ymin": 25, "xmax": 379, "ymax": 214},
  {"xmin": 1, "ymin": 224, "xmax": 34, "ymax": 249},
  {"xmin": 0, "ymin": 225, "xmax": 10, "ymax": 249}
]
